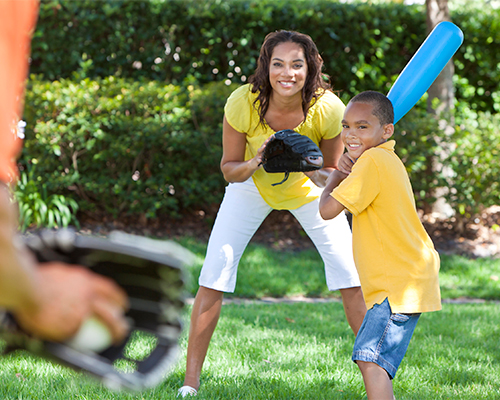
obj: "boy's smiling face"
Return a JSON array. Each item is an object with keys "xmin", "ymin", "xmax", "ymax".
[{"xmin": 341, "ymin": 102, "xmax": 394, "ymax": 160}]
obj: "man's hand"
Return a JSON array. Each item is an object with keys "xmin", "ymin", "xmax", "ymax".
[
  {"xmin": 14, "ymin": 263, "xmax": 129, "ymax": 343},
  {"xmin": 3, "ymin": 230, "xmax": 187, "ymax": 392}
]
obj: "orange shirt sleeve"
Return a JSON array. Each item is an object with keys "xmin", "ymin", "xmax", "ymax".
[{"xmin": 0, "ymin": 0, "xmax": 39, "ymax": 183}]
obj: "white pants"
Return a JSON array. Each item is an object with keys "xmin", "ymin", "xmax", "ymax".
[{"xmin": 199, "ymin": 179, "xmax": 360, "ymax": 292}]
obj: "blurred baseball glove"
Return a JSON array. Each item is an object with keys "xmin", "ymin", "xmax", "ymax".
[
  {"xmin": 0, "ymin": 229, "xmax": 191, "ymax": 392},
  {"xmin": 261, "ymin": 129, "xmax": 324, "ymax": 186}
]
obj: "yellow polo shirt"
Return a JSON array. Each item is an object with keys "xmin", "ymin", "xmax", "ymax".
[
  {"xmin": 224, "ymin": 84, "xmax": 345, "ymax": 210},
  {"xmin": 332, "ymin": 140, "xmax": 441, "ymax": 313}
]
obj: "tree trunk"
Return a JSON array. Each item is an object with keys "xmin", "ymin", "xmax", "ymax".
[
  {"xmin": 426, "ymin": 0, "xmax": 455, "ymax": 117},
  {"xmin": 425, "ymin": 0, "xmax": 455, "ymax": 218}
]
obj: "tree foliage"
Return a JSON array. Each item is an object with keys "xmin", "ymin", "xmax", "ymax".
[{"xmin": 31, "ymin": 0, "xmax": 499, "ymax": 111}]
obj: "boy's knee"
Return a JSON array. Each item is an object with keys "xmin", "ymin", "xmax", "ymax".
[
  {"xmin": 356, "ymin": 360, "xmax": 391, "ymax": 379},
  {"xmin": 356, "ymin": 360, "xmax": 372, "ymax": 373}
]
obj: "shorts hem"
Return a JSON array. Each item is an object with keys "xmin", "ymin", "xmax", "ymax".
[
  {"xmin": 198, "ymin": 280, "xmax": 235, "ymax": 293},
  {"xmin": 328, "ymin": 281, "xmax": 361, "ymax": 292},
  {"xmin": 352, "ymin": 350, "xmax": 397, "ymax": 379}
]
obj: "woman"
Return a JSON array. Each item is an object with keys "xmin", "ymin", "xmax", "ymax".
[{"xmin": 178, "ymin": 30, "xmax": 366, "ymax": 397}]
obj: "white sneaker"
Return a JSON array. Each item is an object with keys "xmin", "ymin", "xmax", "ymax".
[{"xmin": 177, "ymin": 386, "xmax": 198, "ymax": 397}]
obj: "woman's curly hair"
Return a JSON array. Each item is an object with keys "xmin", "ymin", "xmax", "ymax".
[{"xmin": 248, "ymin": 30, "xmax": 332, "ymax": 127}]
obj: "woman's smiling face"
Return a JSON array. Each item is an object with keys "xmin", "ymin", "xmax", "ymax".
[{"xmin": 269, "ymin": 41, "xmax": 308, "ymax": 101}]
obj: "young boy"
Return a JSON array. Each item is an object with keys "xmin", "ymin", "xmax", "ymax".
[{"xmin": 319, "ymin": 91, "xmax": 441, "ymax": 400}]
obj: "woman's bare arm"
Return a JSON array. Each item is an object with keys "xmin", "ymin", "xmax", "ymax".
[{"xmin": 220, "ymin": 116, "xmax": 269, "ymax": 183}]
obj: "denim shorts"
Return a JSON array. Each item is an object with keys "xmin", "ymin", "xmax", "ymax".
[{"xmin": 352, "ymin": 297, "xmax": 421, "ymax": 379}]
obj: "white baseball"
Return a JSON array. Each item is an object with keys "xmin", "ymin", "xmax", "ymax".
[{"xmin": 66, "ymin": 316, "xmax": 113, "ymax": 353}]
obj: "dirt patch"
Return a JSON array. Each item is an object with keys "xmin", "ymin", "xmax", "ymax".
[
  {"xmin": 422, "ymin": 206, "xmax": 500, "ymax": 258},
  {"xmin": 79, "ymin": 205, "xmax": 500, "ymax": 259}
]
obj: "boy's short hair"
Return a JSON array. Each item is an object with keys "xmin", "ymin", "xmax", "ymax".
[{"xmin": 350, "ymin": 91, "xmax": 394, "ymax": 125}]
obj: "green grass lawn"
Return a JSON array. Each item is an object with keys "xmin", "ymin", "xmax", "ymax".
[
  {"xmin": 177, "ymin": 237, "xmax": 500, "ymax": 300},
  {"xmin": 1, "ymin": 238, "xmax": 499, "ymax": 399}
]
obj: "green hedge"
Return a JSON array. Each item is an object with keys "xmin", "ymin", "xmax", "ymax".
[
  {"xmin": 18, "ymin": 76, "xmax": 432, "ymax": 219},
  {"xmin": 444, "ymin": 103, "xmax": 500, "ymax": 221},
  {"xmin": 20, "ymin": 76, "xmax": 500, "ymax": 222},
  {"xmin": 31, "ymin": 0, "xmax": 500, "ymax": 112},
  {"xmin": 21, "ymin": 77, "xmax": 235, "ymax": 219}
]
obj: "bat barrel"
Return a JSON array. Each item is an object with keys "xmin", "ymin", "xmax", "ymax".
[{"xmin": 387, "ymin": 21, "xmax": 464, "ymax": 124}]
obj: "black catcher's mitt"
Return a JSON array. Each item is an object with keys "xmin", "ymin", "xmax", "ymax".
[
  {"xmin": 0, "ymin": 229, "xmax": 191, "ymax": 392},
  {"xmin": 261, "ymin": 129, "xmax": 324, "ymax": 186}
]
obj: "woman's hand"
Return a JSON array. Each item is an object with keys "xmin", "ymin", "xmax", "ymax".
[{"xmin": 253, "ymin": 135, "xmax": 273, "ymax": 168}]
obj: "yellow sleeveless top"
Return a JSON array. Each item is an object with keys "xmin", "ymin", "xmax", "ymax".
[{"xmin": 224, "ymin": 84, "xmax": 345, "ymax": 210}]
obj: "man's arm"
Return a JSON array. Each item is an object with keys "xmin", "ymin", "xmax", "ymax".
[
  {"xmin": 0, "ymin": 0, "xmax": 130, "ymax": 344},
  {"xmin": 319, "ymin": 170, "xmax": 348, "ymax": 220},
  {"xmin": 0, "ymin": 185, "xmax": 40, "ymax": 311},
  {"xmin": 0, "ymin": 185, "xmax": 129, "ymax": 343}
]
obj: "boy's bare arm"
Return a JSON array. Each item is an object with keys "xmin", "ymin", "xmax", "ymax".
[{"xmin": 319, "ymin": 170, "xmax": 348, "ymax": 220}]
